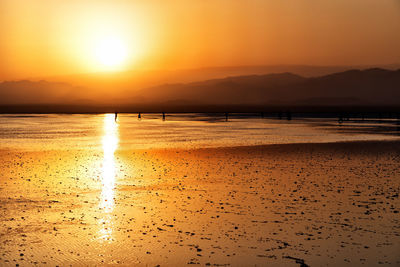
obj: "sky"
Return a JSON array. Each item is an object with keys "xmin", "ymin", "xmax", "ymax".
[{"xmin": 1, "ymin": 0, "xmax": 400, "ymax": 81}]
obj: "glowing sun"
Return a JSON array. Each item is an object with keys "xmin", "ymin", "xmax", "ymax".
[{"xmin": 95, "ymin": 37, "xmax": 128, "ymax": 69}]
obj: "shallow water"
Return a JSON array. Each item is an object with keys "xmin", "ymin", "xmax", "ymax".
[
  {"xmin": 0, "ymin": 143, "xmax": 399, "ymax": 266},
  {"xmin": 0, "ymin": 114, "xmax": 399, "ymax": 266},
  {"xmin": 0, "ymin": 113, "xmax": 399, "ymax": 150}
]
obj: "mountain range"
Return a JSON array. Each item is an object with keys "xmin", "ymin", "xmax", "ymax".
[
  {"xmin": 1, "ymin": 68, "xmax": 400, "ymax": 111},
  {"xmin": 129, "ymin": 68, "xmax": 400, "ymax": 107}
]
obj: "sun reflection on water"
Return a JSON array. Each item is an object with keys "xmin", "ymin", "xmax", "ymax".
[{"xmin": 98, "ymin": 114, "xmax": 119, "ymax": 241}]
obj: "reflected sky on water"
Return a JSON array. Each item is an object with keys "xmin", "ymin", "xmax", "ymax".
[{"xmin": 0, "ymin": 113, "xmax": 399, "ymax": 150}]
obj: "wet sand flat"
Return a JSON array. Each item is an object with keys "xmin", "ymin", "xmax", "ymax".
[{"xmin": 0, "ymin": 141, "xmax": 399, "ymax": 266}]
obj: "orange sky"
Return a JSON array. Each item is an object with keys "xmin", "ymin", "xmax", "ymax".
[{"xmin": 1, "ymin": 0, "xmax": 400, "ymax": 81}]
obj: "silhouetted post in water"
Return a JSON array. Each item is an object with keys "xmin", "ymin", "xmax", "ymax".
[
  {"xmin": 115, "ymin": 112, "xmax": 118, "ymax": 122},
  {"xmin": 225, "ymin": 112, "xmax": 229, "ymax": 122},
  {"xmin": 138, "ymin": 112, "xmax": 141, "ymax": 120},
  {"xmin": 278, "ymin": 112, "xmax": 282, "ymax": 120},
  {"xmin": 286, "ymin": 111, "xmax": 292, "ymax": 121},
  {"xmin": 162, "ymin": 112, "xmax": 166, "ymax": 121}
]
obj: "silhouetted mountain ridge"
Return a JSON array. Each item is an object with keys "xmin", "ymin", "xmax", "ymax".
[
  {"xmin": 1, "ymin": 68, "xmax": 399, "ymax": 108},
  {"xmin": 134, "ymin": 68, "xmax": 400, "ymax": 106},
  {"xmin": 0, "ymin": 80, "xmax": 117, "ymax": 105}
]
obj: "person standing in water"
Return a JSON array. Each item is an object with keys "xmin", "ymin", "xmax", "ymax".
[{"xmin": 115, "ymin": 112, "xmax": 118, "ymax": 122}]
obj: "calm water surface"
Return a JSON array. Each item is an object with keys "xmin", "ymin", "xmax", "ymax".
[{"xmin": 0, "ymin": 113, "xmax": 399, "ymax": 150}]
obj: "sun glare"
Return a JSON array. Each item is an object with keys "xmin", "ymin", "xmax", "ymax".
[
  {"xmin": 95, "ymin": 37, "xmax": 128, "ymax": 69},
  {"xmin": 100, "ymin": 114, "xmax": 119, "ymax": 212}
]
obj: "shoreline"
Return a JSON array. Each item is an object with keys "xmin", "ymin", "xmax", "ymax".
[{"xmin": 1, "ymin": 105, "xmax": 400, "ymax": 114}]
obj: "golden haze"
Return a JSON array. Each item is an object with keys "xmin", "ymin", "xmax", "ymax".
[{"xmin": 0, "ymin": 0, "xmax": 400, "ymax": 81}]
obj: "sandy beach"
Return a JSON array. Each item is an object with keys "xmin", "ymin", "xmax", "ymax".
[{"xmin": 0, "ymin": 141, "xmax": 399, "ymax": 266}]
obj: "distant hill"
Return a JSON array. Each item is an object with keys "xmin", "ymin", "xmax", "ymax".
[
  {"xmin": 27, "ymin": 64, "xmax": 400, "ymax": 93},
  {"xmin": 291, "ymin": 68, "xmax": 400, "ymax": 106},
  {"xmin": 0, "ymin": 80, "xmax": 114, "ymax": 105},
  {"xmin": 133, "ymin": 73, "xmax": 306, "ymax": 105},
  {"xmin": 133, "ymin": 68, "xmax": 400, "ymax": 106},
  {"xmin": 1, "ymin": 68, "xmax": 400, "ymax": 112},
  {"xmin": 0, "ymin": 80, "xmax": 79, "ymax": 105}
]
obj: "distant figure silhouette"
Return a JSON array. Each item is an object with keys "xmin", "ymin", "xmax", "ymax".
[
  {"xmin": 138, "ymin": 112, "xmax": 141, "ymax": 120},
  {"xmin": 115, "ymin": 112, "xmax": 118, "ymax": 122},
  {"xmin": 278, "ymin": 112, "xmax": 282, "ymax": 120},
  {"xmin": 286, "ymin": 111, "xmax": 292, "ymax": 121},
  {"xmin": 225, "ymin": 112, "xmax": 228, "ymax": 122},
  {"xmin": 261, "ymin": 112, "xmax": 264, "ymax": 118},
  {"xmin": 162, "ymin": 112, "xmax": 166, "ymax": 121}
]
